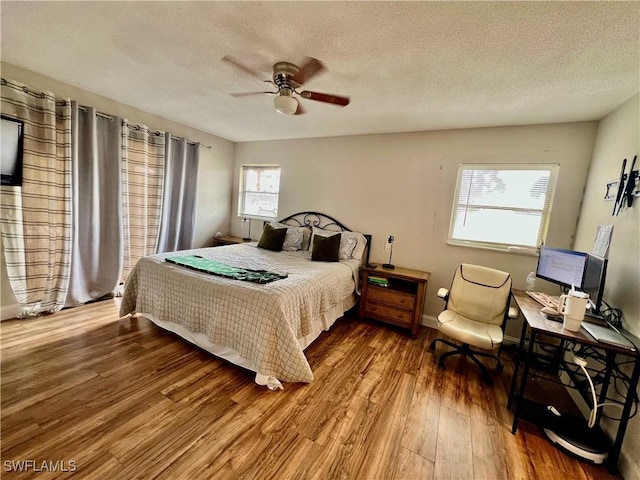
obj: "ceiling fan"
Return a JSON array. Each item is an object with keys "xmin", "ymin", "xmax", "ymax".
[{"xmin": 222, "ymin": 56, "xmax": 350, "ymax": 115}]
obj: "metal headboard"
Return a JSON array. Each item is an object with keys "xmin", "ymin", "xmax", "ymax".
[{"xmin": 276, "ymin": 211, "xmax": 372, "ymax": 266}]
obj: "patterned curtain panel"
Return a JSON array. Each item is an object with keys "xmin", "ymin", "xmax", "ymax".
[
  {"xmin": 0, "ymin": 79, "xmax": 72, "ymax": 315},
  {"xmin": 121, "ymin": 123, "xmax": 165, "ymax": 282},
  {"xmin": 156, "ymin": 134, "xmax": 200, "ymax": 253}
]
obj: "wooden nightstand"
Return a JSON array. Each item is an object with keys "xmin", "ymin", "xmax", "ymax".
[
  {"xmin": 359, "ymin": 265, "xmax": 430, "ymax": 338},
  {"xmin": 213, "ymin": 235, "xmax": 250, "ymax": 246}
]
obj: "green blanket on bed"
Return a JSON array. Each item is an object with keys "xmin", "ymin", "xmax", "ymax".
[{"xmin": 165, "ymin": 255, "xmax": 288, "ymax": 284}]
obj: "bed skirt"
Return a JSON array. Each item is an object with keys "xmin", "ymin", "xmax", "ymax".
[{"xmin": 133, "ymin": 292, "xmax": 357, "ymax": 390}]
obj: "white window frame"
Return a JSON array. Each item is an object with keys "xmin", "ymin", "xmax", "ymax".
[
  {"xmin": 238, "ymin": 164, "xmax": 281, "ymax": 221},
  {"xmin": 447, "ymin": 163, "xmax": 559, "ymax": 254}
]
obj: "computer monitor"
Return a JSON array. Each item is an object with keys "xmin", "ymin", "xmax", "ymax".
[
  {"xmin": 535, "ymin": 246, "xmax": 607, "ymax": 313},
  {"xmin": 582, "ymin": 254, "xmax": 608, "ymax": 314}
]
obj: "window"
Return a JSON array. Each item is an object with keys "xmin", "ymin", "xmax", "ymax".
[
  {"xmin": 448, "ymin": 164, "xmax": 559, "ymax": 252},
  {"xmin": 238, "ymin": 165, "xmax": 281, "ymax": 220}
]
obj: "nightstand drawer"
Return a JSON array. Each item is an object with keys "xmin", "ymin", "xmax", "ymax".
[
  {"xmin": 363, "ymin": 303, "xmax": 412, "ymax": 326},
  {"xmin": 367, "ymin": 286, "xmax": 415, "ymax": 310}
]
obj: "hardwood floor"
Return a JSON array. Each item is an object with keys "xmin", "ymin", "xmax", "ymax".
[{"xmin": 1, "ymin": 299, "xmax": 622, "ymax": 480}]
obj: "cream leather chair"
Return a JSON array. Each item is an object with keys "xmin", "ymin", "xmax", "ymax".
[{"xmin": 429, "ymin": 264, "xmax": 518, "ymax": 385}]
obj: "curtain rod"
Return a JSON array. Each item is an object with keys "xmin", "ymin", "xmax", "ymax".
[
  {"xmin": 125, "ymin": 123, "xmax": 212, "ymax": 149},
  {"xmin": 1, "ymin": 78, "xmax": 55, "ymax": 100},
  {"xmin": 0, "ymin": 80, "xmax": 212, "ymax": 150},
  {"xmin": 77, "ymin": 105, "xmax": 114, "ymax": 121},
  {"xmin": 75, "ymin": 105, "xmax": 211, "ymax": 149}
]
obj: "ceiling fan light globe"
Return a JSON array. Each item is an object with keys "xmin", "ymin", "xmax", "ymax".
[{"xmin": 273, "ymin": 95, "xmax": 298, "ymax": 115}]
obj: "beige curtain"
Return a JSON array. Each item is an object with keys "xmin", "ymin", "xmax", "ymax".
[
  {"xmin": 0, "ymin": 79, "xmax": 72, "ymax": 315},
  {"xmin": 120, "ymin": 123, "xmax": 165, "ymax": 282}
]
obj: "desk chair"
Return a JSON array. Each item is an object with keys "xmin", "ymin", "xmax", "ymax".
[{"xmin": 429, "ymin": 264, "xmax": 518, "ymax": 385}]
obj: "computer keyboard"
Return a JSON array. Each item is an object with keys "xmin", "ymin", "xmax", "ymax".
[{"xmin": 527, "ymin": 291, "xmax": 559, "ymax": 310}]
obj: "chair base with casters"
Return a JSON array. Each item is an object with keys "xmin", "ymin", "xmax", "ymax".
[
  {"xmin": 430, "ymin": 264, "xmax": 518, "ymax": 386},
  {"xmin": 429, "ymin": 338, "xmax": 503, "ymax": 385}
]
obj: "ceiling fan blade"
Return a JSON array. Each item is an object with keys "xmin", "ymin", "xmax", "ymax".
[
  {"xmin": 230, "ymin": 91, "xmax": 276, "ymax": 97},
  {"xmin": 221, "ymin": 55, "xmax": 266, "ymax": 82},
  {"xmin": 299, "ymin": 90, "xmax": 350, "ymax": 106},
  {"xmin": 294, "ymin": 102, "xmax": 306, "ymax": 115},
  {"xmin": 291, "ymin": 57, "xmax": 325, "ymax": 85}
]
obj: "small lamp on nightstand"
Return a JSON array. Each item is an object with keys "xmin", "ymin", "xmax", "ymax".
[
  {"xmin": 382, "ymin": 235, "xmax": 395, "ymax": 269},
  {"xmin": 242, "ymin": 217, "xmax": 252, "ymax": 241}
]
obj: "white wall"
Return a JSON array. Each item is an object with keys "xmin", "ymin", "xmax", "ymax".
[
  {"xmin": 0, "ymin": 62, "xmax": 235, "ymax": 312},
  {"xmin": 574, "ymin": 93, "xmax": 640, "ymax": 337},
  {"xmin": 232, "ymin": 122, "xmax": 598, "ymax": 333},
  {"xmin": 573, "ymin": 93, "xmax": 639, "ymax": 479}
]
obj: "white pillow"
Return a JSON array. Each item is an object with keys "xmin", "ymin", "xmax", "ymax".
[
  {"xmin": 297, "ymin": 227, "xmax": 312, "ymax": 251},
  {"xmin": 342, "ymin": 231, "xmax": 368, "ymax": 262},
  {"xmin": 270, "ymin": 222, "xmax": 311, "ymax": 251}
]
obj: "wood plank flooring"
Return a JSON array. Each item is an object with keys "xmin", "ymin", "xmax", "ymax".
[{"xmin": 0, "ymin": 299, "xmax": 622, "ymax": 479}]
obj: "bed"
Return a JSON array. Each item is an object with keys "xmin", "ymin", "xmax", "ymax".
[{"xmin": 119, "ymin": 212, "xmax": 371, "ymax": 390}]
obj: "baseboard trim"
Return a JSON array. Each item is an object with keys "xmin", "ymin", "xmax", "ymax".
[
  {"xmin": 1, "ymin": 304, "xmax": 21, "ymax": 321},
  {"xmin": 421, "ymin": 314, "xmax": 439, "ymax": 330}
]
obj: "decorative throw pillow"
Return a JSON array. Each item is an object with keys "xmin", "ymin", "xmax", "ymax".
[
  {"xmin": 282, "ymin": 228, "xmax": 304, "ymax": 251},
  {"xmin": 269, "ymin": 222, "xmax": 311, "ymax": 251},
  {"xmin": 310, "ymin": 226, "xmax": 336, "ymax": 252},
  {"xmin": 341, "ymin": 231, "xmax": 368, "ymax": 261},
  {"xmin": 299, "ymin": 227, "xmax": 312, "ymax": 251},
  {"xmin": 338, "ymin": 234, "xmax": 358, "ymax": 260},
  {"xmin": 257, "ymin": 223, "xmax": 287, "ymax": 251},
  {"xmin": 311, "ymin": 231, "xmax": 340, "ymax": 262},
  {"xmin": 312, "ymin": 227, "xmax": 367, "ymax": 260}
]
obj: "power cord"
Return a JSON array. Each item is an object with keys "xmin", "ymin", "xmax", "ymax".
[
  {"xmin": 573, "ymin": 354, "xmax": 598, "ymax": 428},
  {"xmin": 572, "ymin": 353, "xmax": 625, "ymax": 427},
  {"xmin": 600, "ymin": 300, "xmax": 623, "ymax": 329}
]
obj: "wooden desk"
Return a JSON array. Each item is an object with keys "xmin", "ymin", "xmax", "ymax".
[{"xmin": 509, "ymin": 290, "xmax": 639, "ymax": 473}]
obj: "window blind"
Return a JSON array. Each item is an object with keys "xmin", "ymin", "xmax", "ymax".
[
  {"xmin": 448, "ymin": 164, "xmax": 559, "ymax": 251},
  {"xmin": 238, "ymin": 165, "xmax": 281, "ymax": 220}
]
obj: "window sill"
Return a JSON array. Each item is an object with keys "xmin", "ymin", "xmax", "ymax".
[
  {"xmin": 446, "ymin": 240, "xmax": 539, "ymax": 256},
  {"xmin": 238, "ymin": 214, "xmax": 277, "ymax": 222}
]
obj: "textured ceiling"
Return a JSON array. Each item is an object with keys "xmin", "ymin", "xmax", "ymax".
[{"xmin": 1, "ymin": 2, "xmax": 638, "ymax": 142}]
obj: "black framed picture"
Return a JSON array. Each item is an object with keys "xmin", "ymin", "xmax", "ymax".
[{"xmin": 1, "ymin": 115, "xmax": 24, "ymax": 186}]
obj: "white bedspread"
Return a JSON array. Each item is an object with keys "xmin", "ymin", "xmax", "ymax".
[{"xmin": 119, "ymin": 244, "xmax": 359, "ymax": 385}]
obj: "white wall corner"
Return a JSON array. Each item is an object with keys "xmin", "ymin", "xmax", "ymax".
[
  {"xmin": 1, "ymin": 304, "xmax": 22, "ymax": 321},
  {"xmin": 617, "ymin": 448, "xmax": 640, "ymax": 480}
]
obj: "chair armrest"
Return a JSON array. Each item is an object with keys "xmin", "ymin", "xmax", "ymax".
[
  {"xmin": 437, "ymin": 288, "xmax": 449, "ymax": 300},
  {"xmin": 508, "ymin": 306, "xmax": 519, "ymax": 319}
]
